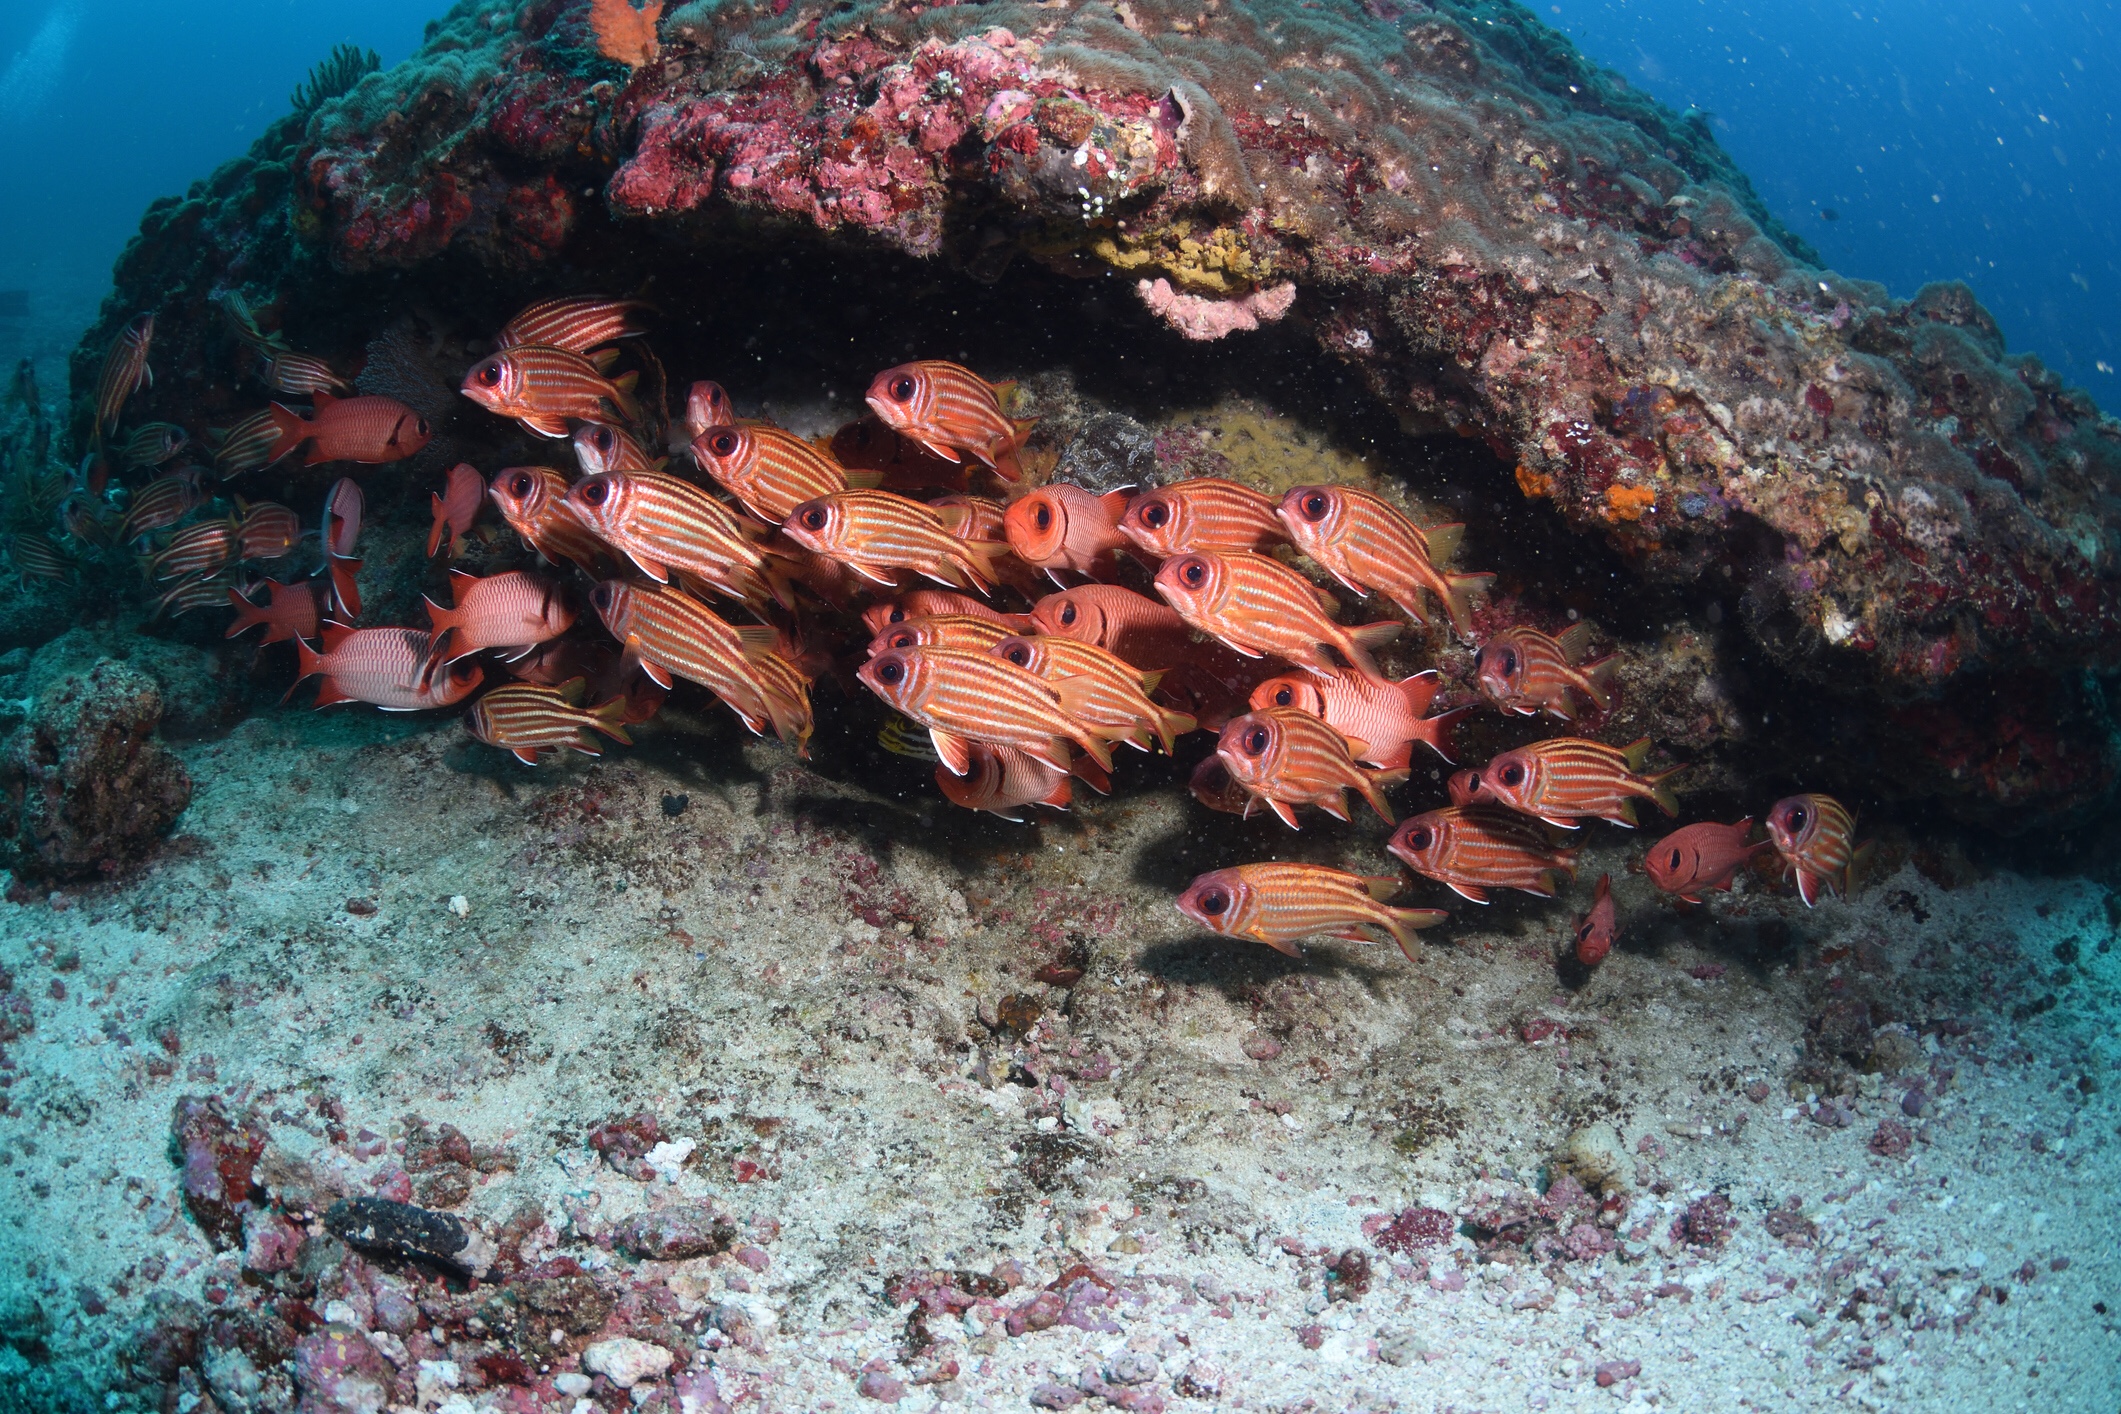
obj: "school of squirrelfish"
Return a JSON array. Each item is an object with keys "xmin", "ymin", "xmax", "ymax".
[{"xmin": 73, "ymin": 294, "xmax": 1872, "ymax": 968}]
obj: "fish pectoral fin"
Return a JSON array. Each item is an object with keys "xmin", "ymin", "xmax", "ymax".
[
  {"xmin": 1250, "ymin": 930, "xmax": 1303, "ymax": 958},
  {"xmin": 1268, "ymin": 799, "xmax": 1301, "ymax": 829},
  {"xmin": 917, "ymin": 438, "xmax": 964, "ymax": 464},
  {"xmin": 625, "ymin": 550, "xmax": 671, "ymax": 583},
  {"xmin": 929, "ymin": 728, "xmax": 973, "ymax": 777},
  {"xmin": 1360, "ymin": 874, "xmax": 1403, "ymax": 901},
  {"xmin": 511, "ymin": 749, "xmax": 541, "ymax": 766},
  {"xmin": 846, "ymin": 561, "xmax": 900, "ymax": 587},
  {"xmin": 1446, "ymin": 881, "xmax": 1491, "ymax": 904}
]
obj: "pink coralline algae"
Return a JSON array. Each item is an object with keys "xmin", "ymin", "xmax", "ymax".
[{"xmin": 1136, "ymin": 278, "xmax": 1296, "ymax": 341}]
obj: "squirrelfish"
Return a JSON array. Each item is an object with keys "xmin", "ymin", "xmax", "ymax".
[
  {"xmin": 1388, "ymin": 807, "xmax": 1580, "ymax": 903},
  {"xmin": 867, "ymin": 614, "xmax": 1018, "ymax": 657},
  {"xmin": 150, "ymin": 521, "xmax": 235, "ymax": 583},
  {"xmin": 936, "ymin": 744, "xmax": 1075, "ymax": 821},
  {"xmin": 120, "ymin": 423, "xmax": 187, "ymax": 470},
  {"xmin": 865, "ymin": 361, "xmax": 1034, "ymax": 482},
  {"xmin": 94, "ymin": 313, "xmax": 153, "ymax": 436},
  {"xmin": 211, "ymin": 409, "xmax": 283, "ymax": 476},
  {"xmin": 856, "ymin": 645, "xmax": 1123, "ymax": 776},
  {"xmin": 254, "ymin": 348, "xmax": 349, "ymax": 397},
  {"xmin": 860, "ymin": 592, "xmax": 1031, "ymax": 639},
  {"xmin": 429, "ymin": 463, "xmax": 484, "ymax": 557},
  {"xmin": 424, "ymin": 570, "xmax": 574, "ymax": 661},
  {"xmin": 465, "ymin": 679, "xmax": 632, "ymax": 765},
  {"xmin": 1446, "ymin": 768, "xmax": 1482, "ymax": 806},
  {"xmin": 8, "ymin": 534, "xmax": 73, "ymax": 585},
  {"xmin": 1116, "ymin": 478, "xmax": 1284, "ymax": 557},
  {"xmin": 225, "ymin": 580, "xmax": 320, "ymax": 645},
  {"xmin": 461, "ymin": 346, "xmax": 640, "ymax": 438},
  {"xmin": 564, "ymin": 468, "xmax": 780, "ymax": 608},
  {"xmin": 233, "ymin": 499, "xmax": 301, "ymax": 561},
  {"xmin": 1572, "ymin": 874, "xmax": 1617, "ymax": 966},
  {"xmin": 119, "ymin": 470, "xmax": 204, "ymax": 541},
  {"xmin": 692, "ymin": 423, "xmax": 860, "ymax": 523},
  {"xmin": 830, "ymin": 415, "xmax": 971, "ymax": 491},
  {"xmin": 782, "ymin": 489, "xmax": 1006, "ymax": 594},
  {"xmin": 574, "ymin": 421, "xmax": 658, "ymax": 475},
  {"xmin": 1645, "ymin": 819, "xmax": 1771, "ymax": 904},
  {"xmin": 495, "ymin": 296, "xmax": 650, "ymax": 354},
  {"xmin": 683, "ymin": 380, "xmax": 735, "ymax": 439},
  {"xmin": 152, "ymin": 573, "xmax": 233, "ymax": 618},
  {"xmin": 294, "ymin": 626, "xmax": 483, "ymax": 711},
  {"xmin": 1187, "ymin": 754, "xmax": 1251, "ymax": 816},
  {"xmin": 1155, "ymin": 549, "xmax": 1399, "ymax": 679},
  {"xmin": 321, "ymin": 478, "xmax": 364, "ymax": 619},
  {"xmin": 264, "ymin": 392, "xmax": 432, "ymax": 466},
  {"xmin": 1765, "ymin": 794, "xmax": 1869, "ymax": 907},
  {"xmin": 1277, "ymin": 484, "xmax": 1493, "ymax": 637},
  {"xmin": 749, "ymin": 646, "xmax": 816, "ymax": 758},
  {"xmin": 1471, "ymin": 737, "xmax": 1681, "ymax": 828},
  {"xmin": 1249, "ymin": 669, "xmax": 1467, "ymax": 770},
  {"xmin": 992, "ymin": 635, "xmax": 1197, "ymax": 754},
  {"xmin": 1177, "ymin": 863, "xmax": 1447, "ymax": 963},
  {"xmin": 1003, "ymin": 483, "xmax": 1132, "ymax": 583},
  {"xmin": 1476, "ymin": 623, "xmax": 1614, "ymax": 720},
  {"xmin": 489, "ymin": 466, "xmax": 608, "ymax": 574},
  {"xmin": 1216, "ymin": 707, "xmax": 1401, "ymax": 828},
  {"xmin": 586, "ymin": 581, "xmax": 775, "ymax": 732}
]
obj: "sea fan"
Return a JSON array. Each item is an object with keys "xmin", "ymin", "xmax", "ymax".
[
  {"xmin": 290, "ymin": 43, "xmax": 381, "ymax": 118},
  {"xmin": 590, "ymin": 0, "xmax": 663, "ymax": 69}
]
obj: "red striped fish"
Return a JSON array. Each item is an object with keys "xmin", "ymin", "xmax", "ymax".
[
  {"xmin": 1765, "ymin": 794, "xmax": 1870, "ymax": 907},
  {"xmin": 1215, "ymin": 707, "xmax": 1401, "ymax": 827},
  {"xmin": 495, "ymin": 296, "xmax": 650, "ymax": 354},
  {"xmin": 255, "ymin": 348, "xmax": 349, "ymax": 396},
  {"xmin": 425, "ymin": 570, "xmax": 574, "ymax": 661},
  {"xmin": 1388, "ymin": 806, "xmax": 1580, "ymax": 903},
  {"xmin": 1155, "ymin": 549, "xmax": 1399, "ymax": 678},
  {"xmin": 234, "ymin": 500, "xmax": 301, "ymax": 561},
  {"xmin": 151, "ymin": 574, "xmax": 234, "ymax": 618},
  {"xmin": 750, "ymin": 646, "xmax": 816, "ymax": 758},
  {"xmin": 683, "ymin": 381, "xmax": 735, "ymax": 439},
  {"xmin": 1471, "ymin": 737, "xmax": 1682, "ymax": 828},
  {"xmin": 1177, "ymin": 863, "xmax": 1447, "ymax": 962},
  {"xmin": 7, "ymin": 534, "xmax": 74, "ymax": 585},
  {"xmin": 211, "ymin": 409, "xmax": 284, "ymax": 475},
  {"xmin": 864, "ymin": 361, "xmax": 1035, "ymax": 482},
  {"xmin": 461, "ymin": 346, "xmax": 640, "ymax": 438},
  {"xmin": 564, "ymin": 468, "xmax": 780, "ymax": 608},
  {"xmin": 856, "ymin": 645, "xmax": 1122, "ymax": 775},
  {"xmin": 119, "ymin": 469, "xmax": 204, "ymax": 541},
  {"xmin": 782, "ymin": 490, "xmax": 1006, "ymax": 594},
  {"xmin": 868, "ymin": 614, "xmax": 1018, "ymax": 657},
  {"xmin": 1476, "ymin": 623, "xmax": 1615, "ymax": 720},
  {"xmin": 119, "ymin": 423, "xmax": 187, "ymax": 470},
  {"xmin": 860, "ymin": 593, "xmax": 1032, "ymax": 638},
  {"xmin": 1645, "ymin": 819, "xmax": 1771, "ymax": 904},
  {"xmin": 1117, "ymin": 478, "xmax": 1284, "ymax": 557},
  {"xmin": 936, "ymin": 744, "xmax": 1076, "ymax": 820},
  {"xmin": 692, "ymin": 423, "xmax": 858, "ymax": 523},
  {"xmin": 94, "ymin": 313, "xmax": 153, "ymax": 436},
  {"xmin": 429, "ymin": 463, "xmax": 484, "ymax": 557},
  {"xmin": 61, "ymin": 494, "xmax": 119, "ymax": 551},
  {"xmin": 264, "ymin": 392, "xmax": 432, "ymax": 466},
  {"xmin": 1003, "ymin": 484, "xmax": 1132, "ymax": 583},
  {"xmin": 573, "ymin": 421, "xmax": 659, "ymax": 475},
  {"xmin": 1250, "ymin": 669, "xmax": 1469, "ymax": 771},
  {"xmin": 225, "ymin": 580, "xmax": 320, "ymax": 645},
  {"xmin": 1278, "ymin": 485, "xmax": 1494, "ymax": 637},
  {"xmin": 293, "ymin": 626, "xmax": 484, "ymax": 710},
  {"xmin": 992, "ymin": 635, "xmax": 1196, "ymax": 754},
  {"xmin": 586, "ymin": 580, "xmax": 775, "ymax": 732},
  {"xmin": 1446, "ymin": 768, "xmax": 1482, "ymax": 806},
  {"xmin": 489, "ymin": 466, "xmax": 609, "ymax": 573},
  {"xmin": 466, "ymin": 680, "xmax": 632, "ymax": 764},
  {"xmin": 934, "ymin": 493, "xmax": 1042, "ymax": 596},
  {"xmin": 321, "ymin": 477, "xmax": 363, "ymax": 619},
  {"xmin": 150, "ymin": 521, "xmax": 235, "ymax": 582}
]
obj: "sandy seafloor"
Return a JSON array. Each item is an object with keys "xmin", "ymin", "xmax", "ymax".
[{"xmin": 1, "ymin": 699, "xmax": 2117, "ymax": 1413}]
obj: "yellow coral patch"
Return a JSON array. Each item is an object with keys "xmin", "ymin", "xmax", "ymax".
[
  {"xmin": 1604, "ymin": 484, "xmax": 1657, "ymax": 522},
  {"xmin": 1088, "ymin": 224, "xmax": 1269, "ymax": 294}
]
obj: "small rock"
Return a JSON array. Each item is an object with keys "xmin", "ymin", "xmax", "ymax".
[
  {"xmin": 614, "ymin": 1202, "xmax": 734, "ymax": 1260},
  {"xmin": 661, "ymin": 792, "xmax": 690, "ymax": 817},
  {"xmin": 856, "ymin": 1364, "xmax": 907, "ymax": 1402},
  {"xmin": 324, "ymin": 1196, "xmax": 485, "ymax": 1276},
  {"xmin": 447, "ymin": 894, "xmax": 469, "ymax": 917},
  {"xmin": 1552, "ymin": 1122, "xmax": 1631, "ymax": 1196},
  {"xmin": 291, "ymin": 1323, "xmax": 395, "ymax": 1412},
  {"xmin": 1029, "ymin": 1383, "xmax": 1083, "ymax": 1409},
  {"xmin": 583, "ymin": 1336, "xmax": 673, "ymax": 1387},
  {"xmin": 1105, "ymin": 1352, "xmax": 1159, "ymax": 1385},
  {"xmin": 1241, "ymin": 1032, "xmax": 1282, "ymax": 1061},
  {"xmin": 553, "ymin": 1372, "xmax": 593, "ymax": 1396},
  {"xmin": 1377, "ymin": 1329, "xmax": 1422, "ymax": 1367},
  {"xmin": 1594, "ymin": 1358, "xmax": 1641, "ymax": 1387}
]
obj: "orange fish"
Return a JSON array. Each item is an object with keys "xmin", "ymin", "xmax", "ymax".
[
  {"xmin": 782, "ymin": 490, "xmax": 1006, "ymax": 593},
  {"xmin": 692, "ymin": 423, "xmax": 861, "ymax": 523},
  {"xmin": 683, "ymin": 380, "xmax": 736, "ymax": 439},
  {"xmin": 749, "ymin": 646, "xmax": 816, "ymax": 757},
  {"xmin": 94, "ymin": 313, "xmax": 153, "ymax": 436},
  {"xmin": 867, "ymin": 614, "xmax": 1018, "ymax": 657},
  {"xmin": 465, "ymin": 679, "xmax": 632, "ymax": 765},
  {"xmin": 293, "ymin": 626, "xmax": 483, "ymax": 711},
  {"xmin": 1116, "ymin": 478, "xmax": 1284, "ymax": 557},
  {"xmin": 264, "ymin": 392, "xmax": 432, "ymax": 466},
  {"xmin": 150, "ymin": 572, "xmax": 229, "ymax": 618},
  {"xmin": 1249, "ymin": 669, "xmax": 1469, "ymax": 770},
  {"xmin": 233, "ymin": 500, "xmax": 301, "ymax": 561},
  {"xmin": 860, "ymin": 593, "xmax": 1031, "ymax": 638},
  {"xmin": 1572, "ymin": 874, "xmax": 1617, "ymax": 966},
  {"xmin": 1446, "ymin": 768, "xmax": 1482, "ymax": 806},
  {"xmin": 586, "ymin": 580, "xmax": 776, "ymax": 732},
  {"xmin": 150, "ymin": 521, "xmax": 234, "ymax": 583},
  {"xmin": 253, "ymin": 347, "xmax": 349, "ymax": 397},
  {"xmin": 856, "ymin": 645, "xmax": 1121, "ymax": 776},
  {"xmin": 1177, "ymin": 863, "xmax": 1447, "ymax": 962},
  {"xmin": 573, "ymin": 421, "xmax": 659, "ymax": 475},
  {"xmin": 1187, "ymin": 754, "xmax": 1252, "ymax": 816},
  {"xmin": 564, "ymin": 469, "xmax": 780, "ymax": 608},
  {"xmin": 489, "ymin": 466, "xmax": 609, "ymax": 574},
  {"xmin": 1155, "ymin": 549, "xmax": 1399, "ymax": 679},
  {"xmin": 225, "ymin": 580, "xmax": 320, "ymax": 645},
  {"xmin": 1645, "ymin": 819, "xmax": 1772, "ymax": 904},
  {"xmin": 321, "ymin": 477, "xmax": 363, "ymax": 619},
  {"xmin": 495, "ymin": 295, "xmax": 650, "ymax": 353},
  {"xmin": 992, "ymin": 635, "xmax": 1197, "ymax": 754},
  {"xmin": 934, "ymin": 493, "xmax": 1042, "ymax": 596},
  {"xmin": 1030, "ymin": 584, "xmax": 1215, "ymax": 667},
  {"xmin": 1002, "ymin": 484, "xmax": 1133, "ymax": 583},
  {"xmin": 864, "ymin": 361, "xmax": 1035, "ymax": 482},
  {"xmin": 424, "ymin": 570, "xmax": 575, "ymax": 661},
  {"xmin": 429, "ymin": 463, "xmax": 485, "ymax": 557},
  {"xmin": 1388, "ymin": 806, "xmax": 1580, "ymax": 903},
  {"xmin": 461, "ymin": 346, "xmax": 639, "ymax": 438},
  {"xmin": 1471, "ymin": 737, "xmax": 1682, "ymax": 828},
  {"xmin": 1277, "ymin": 485, "xmax": 1493, "ymax": 637},
  {"xmin": 936, "ymin": 744, "xmax": 1076, "ymax": 821},
  {"xmin": 1216, "ymin": 707, "xmax": 1401, "ymax": 827},
  {"xmin": 1765, "ymin": 794, "xmax": 1870, "ymax": 907},
  {"xmin": 1476, "ymin": 623, "xmax": 1614, "ymax": 720}
]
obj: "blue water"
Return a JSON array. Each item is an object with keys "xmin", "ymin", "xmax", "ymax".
[{"xmin": 0, "ymin": 0, "xmax": 2112, "ymax": 389}]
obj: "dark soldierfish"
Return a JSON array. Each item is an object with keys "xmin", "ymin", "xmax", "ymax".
[
  {"xmin": 294, "ymin": 626, "xmax": 483, "ymax": 711},
  {"xmin": 1645, "ymin": 819, "xmax": 1771, "ymax": 904},
  {"xmin": 1003, "ymin": 483, "xmax": 1133, "ymax": 584},
  {"xmin": 225, "ymin": 580, "xmax": 320, "ymax": 645},
  {"xmin": 424, "ymin": 570, "xmax": 574, "ymax": 661},
  {"xmin": 1572, "ymin": 873, "xmax": 1616, "ymax": 966},
  {"xmin": 429, "ymin": 463, "xmax": 484, "ymax": 557},
  {"xmin": 1249, "ymin": 668, "xmax": 1469, "ymax": 771},
  {"xmin": 265, "ymin": 392, "xmax": 432, "ymax": 466}
]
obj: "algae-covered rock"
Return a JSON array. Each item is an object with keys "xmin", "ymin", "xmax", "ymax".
[
  {"xmin": 0, "ymin": 657, "xmax": 192, "ymax": 881},
  {"xmin": 1551, "ymin": 1121, "xmax": 1632, "ymax": 1197}
]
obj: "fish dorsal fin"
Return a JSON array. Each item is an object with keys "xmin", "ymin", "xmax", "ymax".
[
  {"xmin": 587, "ymin": 348, "xmax": 620, "ymax": 373},
  {"xmin": 930, "ymin": 728, "xmax": 972, "ymax": 777},
  {"xmin": 734, "ymin": 625, "xmax": 780, "ymax": 661},
  {"xmin": 1618, "ymin": 736, "xmax": 1652, "ymax": 771},
  {"xmin": 1421, "ymin": 522, "xmax": 1464, "ymax": 562},
  {"xmin": 1555, "ymin": 621, "xmax": 1596, "ymax": 661},
  {"xmin": 311, "ymin": 390, "xmax": 338, "ymax": 413},
  {"xmin": 844, "ymin": 468, "xmax": 884, "ymax": 490},
  {"xmin": 1100, "ymin": 489, "xmax": 1131, "ymax": 516},
  {"xmin": 1361, "ymin": 874, "xmax": 1403, "ymax": 902},
  {"xmin": 555, "ymin": 676, "xmax": 589, "ymax": 706},
  {"xmin": 932, "ymin": 501, "xmax": 971, "ymax": 536},
  {"xmin": 448, "ymin": 568, "xmax": 479, "ymax": 606},
  {"xmin": 1395, "ymin": 670, "xmax": 1442, "ymax": 718},
  {"xmin": 319, "ymin": 621, "xmax": 355, "ymax": 652}
]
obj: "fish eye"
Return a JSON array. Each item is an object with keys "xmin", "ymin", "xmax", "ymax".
[
  {"xmin": 581, "ymin": 479, "xmax": 609, "ymax": 506},
  {"xmin": 509, "ymin": 473, "xmax": 533, "ymax": 497},
  {"xmin": 800, "ymin": 507, "xmax": 828, "ymax": 532},
  {"xmin": 1141, "ymin": 501, "xmax": 1169, "ymax": 528},
  {"xmin": 710, "ymin": 431, "xmax": 739, "ymax": 456},
  {"xmin": 1005, "ymin": 644, "xmax": 1031, "ymax": 666},
  {"xmin": 1058, "ymin": 604, "xmax": 1077, "ymax": 626},
  {"xmin": 476, "ymin": 361, "xmax": 501, "ymax": 387},
  {"xmin": 1500, "ymin": 648, "xmax": 1518, "ymax": 675},
  {"xmin": 1500, "ymin": 762, "xmax": 1525, "ymax": 787},
  {"xmin": 1180, "ymin": 559, "xmax": 1206, "ymax": 587},
  {"xmin": 591, "ymin": 427, "xmax": 613, "ymax": 451},
  {"xmin": 889, "ymin": 375, "xmax": 917, "ymax": 402},
  {"xmin": 876, "ymin": 660, "xmax": 904, "ymax": 685},
  {"xmin": 415, "ymin": 417, "xmax": 431, "ymax": 436},
  {"xmin": 1033, "ymin": 502, "xmax": 1052, "ymax": 530},
  {"xmin": 1301, "ymin": 492, "xmax": 1331, "ymax": 521},
  {"xmin": 1787, "ymin": 805, "xmax": 1808, "ymax": 831},
  {"xmin": 1667, "ymin": 847, "xmax": 1683, "ymax": 870},
  {"xmin": 1242, "ymin": 725, "xmax": 1270, "ymax": 756},
  {"xmin": 590, "ymin": 585, "xmax": 612, "ymax": 610},
  {"xmin": 1408, "ymin": 827, "xmax": 1433, "ymax": 851},
  {"xmin": 887, "ymin": 606, "xmax": 907, "ymax": 623},
  {"xmin": 1196, "ymin": 887, "xmax": 1229, "ymax": 916},
  {"xmin": 1272, "ymin": 685, "xmax": 1293, "ymax": 706},
  {"xmin": 888, "ymin": 631, "xmax": 915, "ymax": 650}
]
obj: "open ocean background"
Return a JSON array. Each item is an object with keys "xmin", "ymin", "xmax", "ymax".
[{"xmin": 0, "ymin": 0, "xmax": 2113, "ymax": 392}]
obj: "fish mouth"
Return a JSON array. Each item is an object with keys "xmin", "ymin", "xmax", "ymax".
[{"xmin": 862, "ymin": 394, "xmax": 898, "ymax": 425}]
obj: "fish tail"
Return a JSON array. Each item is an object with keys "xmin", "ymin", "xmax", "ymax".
[
  {"xmin": 1359, "ymin": 767, "xmax": 1404, "ymax": 824},
  {"xmin": 1382, "ymin": 907, "xmax": 1442, "ymax": 964},
  {"xmin": 1846, "ymin": 839, "xmax": 1876, "ymax": 898},
  {"xmin": 1153, "ymin": 705, "xmax": 1197, "ymax": 754},
  {"xmin": 1342, "ymin": 620, "xmax": 1401, "ymax": 677},
  {"xmin": 422, "ymin": 595, "xmax": 457, "ymax": 640},
  {"xmin": 263, "ymin": 403, "xmax": 308, "ymax": 465},
  {"xmin": 988, "ymin": 442, "xmax": 1025, "ymax": 484},
  {"xmin": 1580, "ymin": 654, "xmax": 1617, "ymax": 709},
  {"xmin": 427, "ymin": 494, "xmax": 448, "ymax": 557},
  {"xmin": 588, "ymin": 697, "xmax": 634, "ymax": 746},
  {"xmin": 223, "ymin": 588, "xmax": 264, "ymax": 639},
  {"xmin": 1646, "ymin": 764, "xmax": 1685, "ymax": 817},
  {"xmin": 608, "ymin": 370, "xmax": 642, "ymax": 422},
  {"xmin": 1443, "ymin": 572, "xmax": 1494, "ymax": 638}
]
